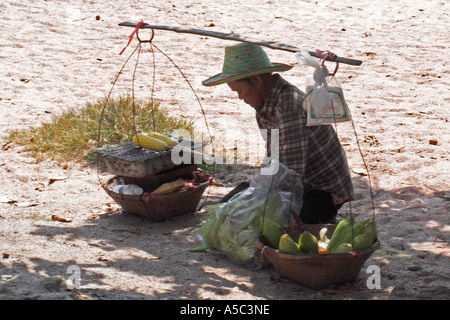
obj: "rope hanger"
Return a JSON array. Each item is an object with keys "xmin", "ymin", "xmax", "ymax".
[
  {"xmin": 97, "ymin": 21, "xmax": 218, "ymax": 212},
  {"xmin": 118, "ymin": 21, "xmax": 214, "ymax": 148}
]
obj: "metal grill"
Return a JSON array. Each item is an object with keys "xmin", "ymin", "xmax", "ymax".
[
  {"xmin": 95, "ymin": 140, "xmax": 204, "ymax": 178},
  {"xmin": 96, "ymin": 141, "xmax": 171, "ymax": 162}
]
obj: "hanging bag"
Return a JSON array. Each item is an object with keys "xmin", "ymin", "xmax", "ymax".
[{"xmin": 296, "ymin": 50, "xmax": 352, "ymax": 126}]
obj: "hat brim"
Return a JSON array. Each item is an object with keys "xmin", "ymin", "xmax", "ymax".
[{"xmin": 202, "ymin": 63, "xmax": 293, "ymax": 86}]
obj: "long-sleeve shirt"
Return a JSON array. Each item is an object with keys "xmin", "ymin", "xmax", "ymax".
[{"xmin": 255, "ymin": 74, "xmax": 354, "ymax": 205}]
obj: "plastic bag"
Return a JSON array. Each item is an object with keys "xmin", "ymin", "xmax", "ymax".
[
  {"xmin": 192, "ymin": 160, "xmax": 303, "ymax": 267},
  {"xmin": 295, "ymin": 49, "xmax": 322, "ymax": 69},
  {"xmin": 296, "ymin": 50, "xmax": 352, "ymax": 126}
]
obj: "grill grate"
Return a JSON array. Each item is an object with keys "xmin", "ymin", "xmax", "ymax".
[
  {"xmin": 96, "ymin": 141, "xmax": 170, "ymax": 163},
  {"xmin": 95, "ymin": 139, "xmax": 206, "ymax": 178}
]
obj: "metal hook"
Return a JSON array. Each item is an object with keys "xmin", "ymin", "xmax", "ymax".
[
  {"xmin": 319, "ymin": 52, "xmax": 339, "ymax": 77},
  {"xmin": 136, "ymin": 27, "xmax": 155, "ymax": 43},
  {"xmin": 330, "ymin": 62, "xmax": 339, "ymax": 76}
]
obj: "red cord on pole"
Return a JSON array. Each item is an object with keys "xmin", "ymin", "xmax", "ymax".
[{"xmin": 119, "ymin": 20, "xmax": 148, "ymax": 55}]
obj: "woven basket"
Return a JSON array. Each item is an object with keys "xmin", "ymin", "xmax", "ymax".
[
  {"xmin": 256, "ymin": 223, "xmax": 380, "ymax": 290},
  {"xmin": 103, "ymin": 177, "xmax": 210, "ymax": 222}
]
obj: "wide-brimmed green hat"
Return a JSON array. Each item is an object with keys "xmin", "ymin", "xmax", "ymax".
[{"xmin": 202, "ymin": 43, "xmax": 293, "ymax": 86}]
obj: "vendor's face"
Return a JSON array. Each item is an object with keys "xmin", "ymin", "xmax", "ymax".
[{"xmin": 227, "ymin": 77, "xmax": 264, "ymax": 109}]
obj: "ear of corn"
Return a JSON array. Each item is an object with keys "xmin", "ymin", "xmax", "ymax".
[
  {"xmin": 133, "ymin": 133, "xmax": 168, "ymax": 151},
  {"xmin": 362, "ymin": 219, "xmax": 377, "ymax": 238},
  {"xmin": 326, "ymin": 214, "xmax": 355, "ymax": 254},
  {"xmin": 279, "ymin": 234, "xmax": 299, "ymax": 253},
  {"xmin": 261, "ymin": 217, "xmax": 283, "ymax": 250},
  {"xmin": 152, "ymin": 178, "xmax": 187, "ymax": 195},
  {"xmin": 336, "ymin": 221, "xmax": 364, "ymax": 250},
  {"xmin": 327, "ymin": 215, "xmax": 378, "ymax": 254},
  {"xmin": 334, "ymin": 242, "xmax": 353, "ymax": 253},
  {"xmin": 353, "ymin": 231, "xmax": 375, "ymax": 251},
  {"xmin": 298, "ymin": 231, "xmax": 319, "ymax": 254},
  {"xmin": 148, "ymin": 132, "xmax": 179, "ymax": 147}
]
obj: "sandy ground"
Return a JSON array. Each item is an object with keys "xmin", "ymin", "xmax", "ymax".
[{"xmin": 0, "ymin": 0, "xmax": 449, "ymax": 301}]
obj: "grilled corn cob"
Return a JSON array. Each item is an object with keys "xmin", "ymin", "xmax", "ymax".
[
  {"xmin": 152, "ymin": 179, "xmax": 186, "ymax": 195},
  {"xmin": 133, "ymin": 133, "xmax": 168, "ymax": 151},
  {"xmin": 148, "ymin": 132, "xmax": 179, "ymax": 147}
]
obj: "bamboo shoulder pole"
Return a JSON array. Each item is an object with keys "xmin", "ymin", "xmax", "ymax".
[{"xmin": 119, "ymin": 22, "xmax": 362, "ymax": 66}]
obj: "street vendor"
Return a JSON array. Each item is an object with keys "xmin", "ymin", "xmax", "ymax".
[{"xmin": 202, "ymin": 43, "xmax": 354, "ymax": 224}]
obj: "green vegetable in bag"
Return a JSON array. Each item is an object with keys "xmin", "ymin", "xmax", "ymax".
[{"xmin": 191, "ymin": 190, "xmax": 283, "ymax": 264}]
